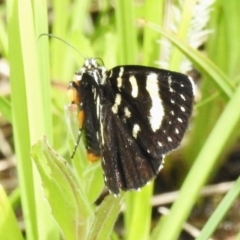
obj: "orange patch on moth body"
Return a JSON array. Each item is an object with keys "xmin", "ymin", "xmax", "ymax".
[
  {"xmin": 78, "ymin": 110, "xmax": 84, "ymax": 129},
  {"xmin": 68, "ymin": 87, "xmax": 80, "ymax": 105},
  {"xmin": 87, "ymin": 152, "xmax": 100, "ymax": 162},
  {"xmin": 68, "ymin": 79, "xmax": 81, "ymax": 104}
]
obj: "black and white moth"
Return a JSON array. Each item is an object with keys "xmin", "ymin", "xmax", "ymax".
[{"xmin": 69, "ymin": 58, "xmax": 194, "ymax": 195}]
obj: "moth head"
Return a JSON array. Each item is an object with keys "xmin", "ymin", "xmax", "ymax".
[{"xmin": 84, "ymin": 58, "xmax": 99, "ymax": 69}]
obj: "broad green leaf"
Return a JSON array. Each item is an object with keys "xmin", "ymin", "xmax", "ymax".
[{"xmin": 31, "ymin": 137, "xmax": 94, "ymax": 240}]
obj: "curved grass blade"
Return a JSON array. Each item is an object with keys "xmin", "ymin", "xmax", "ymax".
[
  {"xmin": 144, "ymin": 21, "xmax": 234, "ymax": 100},
  {"xmin": 196, "ymin": 176, "xmax": 240, "ymax": 240}
]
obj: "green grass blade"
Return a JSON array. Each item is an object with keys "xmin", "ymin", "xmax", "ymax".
[
  {"xmin": 196, "ymin": 176, "xmax": 240, "ymax": 240},
  {"xmin": 50, "ymin": 0, "xmax": 70, "ymax": 79},
  {"xmin": 207, "ymin": 1, "xmax": 240, "ymax": 78},
  {"xmin": 0, "ymin": 185, "xmax": 24, "ymax": 240},
  {"xmin": 69, "ymin": 0, "xmax": 91, "ymax": 32},
  {"xmin": 142, "ymin": 0, "xmax": 164, "ymax": 66},
  {"xmin": 125, "ymin": 184, "xmax": 153, "ymax": 240},
  {"xmin": 0, "ymin": 6, "xmax": 8, "ymax": 57},
  {"xmin": 0, "ymin": 96, "xmax": 12, "ymax": 122},
  {"xmin": 9, "ymin": 187, "xmax": 21, "ymax": 211},
  {"xmin": 87, "ymin": 194, "xmax": 123, "ymax": 240},
  {"xmin": 8, "ymin": 1, "xmax": 39, "ymax": 238},
  {"xmin": 7, "ymin": 0, "xmax": 57, "ymax": 238},
  {"xmin": 33, "ymin": 0, "xmax": 53, "ymax": 140},
  {"xmin": 222, "ymin": 1, "xmax": 240, "ymax": 77},
  {"xmin": 115, "ymin": 0, "xmax": 137, "ymax": 64}
]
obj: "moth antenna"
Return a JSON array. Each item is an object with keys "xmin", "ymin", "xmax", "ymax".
[
  {"xmin": 38, "ymin": 33, "xmax": 86, "ymax": 60},
  {"xmin": 95, "ymin": 57, "xmax": 105, "ymax": 66},
  {"xmin": 71, "ymin": 129, "xmax": 82, "ymax": 159}
]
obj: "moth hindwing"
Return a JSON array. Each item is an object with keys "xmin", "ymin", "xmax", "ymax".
[{"xmin": 68, "ymin": 58, "xmax": 194, "ymax": 195}]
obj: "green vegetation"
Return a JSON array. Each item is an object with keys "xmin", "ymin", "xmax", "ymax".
[{"xmin": 1, "ymin": 0, "xmax": 240, "ymax": 239}]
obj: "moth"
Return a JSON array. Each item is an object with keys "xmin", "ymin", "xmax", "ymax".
[{"xmin": 68, "ymin": 58, "xmax": 194, "ymax": 195}]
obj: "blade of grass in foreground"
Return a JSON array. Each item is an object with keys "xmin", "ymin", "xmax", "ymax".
[
  {"xmin": 115, "ymin": 0, "xmax": 137, "ymax": 64},
  {"xmin": 7, "ymin": 0, "xmax": 57, "ymax": 238},
  {"xmin": 0, "ymin": 186, "xmax": 24, "ymax": 240},
  {"xmin": 196, "ymin": 176, "xmax": 240, "ymax": 240},
  {"xmin": 142, "ymin": 0, "xmax": 164, "ymax": 66}
]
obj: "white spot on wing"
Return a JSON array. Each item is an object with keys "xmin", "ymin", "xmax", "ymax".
[
  {"xmin": 188, "ymin": 76, "xmax": 196, "ymax": 96},
  {"xmin": 168, "ymin": 76, "xmax": 174, "ymax": 93},
  {"xmin": 124, "ymin": 107, "xmax": 131, "ymax": 118},
  {"xmin": 111, "ymin": 94, "xmax": 121, "ymax": 113},
  {"xmin": 180, "ymin": 94, "xmax": 186, "ymax": 101},
  {"xmin": 146, "ymin": 73, "xmax": 164, "ymax": 132},
  {"xmin": 115, "ymin": 94, "xmax": 121, "ymax": 104},
  {"xmin": 158, "ymin": 156, "xmax": 165, "ymax": 172},
  {"xmin": 109, "ymin": 70, "xmax": 113, "ymax": 78},
  {"xmin": 100, "ymin": 122, "xmax": 104, "ymax": 145},
  {"xmin": 180, "ymin": 106, "xmax": 186, "ymax": 112},
  {"xmin": 132, "ymin": 124, "xmax": 140, "ymax": 138},
  {"xmin": 168, "ymin": 76, "xmax": 172, "ymax": 85},
  {"xmin": 168, "ymin": 137, "xmax": 172, "ymax": 142},
  {"xmin": 96, "ymin": 96, "xmax": 100, "ymax": 118},
  {"xmin": 93, "ymin": 71, "xmax": 98, "ymax": 84},
  {"xmin": 119, "ymin": 67, "xmax": 124, "ymax": 76},
  {"xmin": 146, "ymin": 181, "xmax": 151, "ymax": 185},
  {"xmin": 177, "ymin": 117, "xmax": 183, "ymax": 123},
  {"xmin": 117, "ymin": 78, "xmax": 122, "ymax": 88},
  {"xmin": 117, "ymin": 67, "xmax": 124, "ymax": 88},
  {"xmin": 158, "ymin": 164, "xmax": 164, "ymax": 172},
  {"xmin": 129, "ymin": 75, "xmax": 138, "ymax": 98}
]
